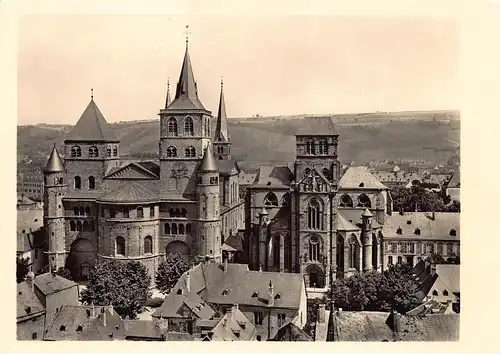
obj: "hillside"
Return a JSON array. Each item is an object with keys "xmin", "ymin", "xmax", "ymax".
[{"xmin": 17, "ymin": 111, "xmax": 460, "ymax": 172}]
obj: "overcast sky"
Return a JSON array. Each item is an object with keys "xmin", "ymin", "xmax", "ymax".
[{"xmin": 18, "ymin": 15, "xmax": 460, "ymax": 125}]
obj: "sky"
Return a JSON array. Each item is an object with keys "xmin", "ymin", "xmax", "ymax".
[{"xmin": 17, "ymin": 15, "xmax": 460, "ymax": 125}]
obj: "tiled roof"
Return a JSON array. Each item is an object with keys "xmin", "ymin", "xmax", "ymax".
[
  {"xmin": 34, "ymin": 273, "xmax": 78, "ymax": 296},
  {"xmin": 17, "ymin": 281, "xmax": 45, "ymax": 320},
  {"xmin": 151, "ymin": 290, "xmax": 215, "ymax": 320},
  {"xmin": 447, "ymin": 170, "xmax": 460, "ymax": 188},
  {"xmin": 339, "ymin": 209, "xmax": 382, "ymax": 229},
  {"xmin": 336, "ymin": 213, "xmax": 360, "ymax": 231},
  {"xmin": 65, "ymin": 99, "xmax": 117, "ymax": 142},
  {"xmin": 382, "ymin": 212, "xmax": 460, "ymax": 240},
  {"xmin": 123, "ymin": 320, "xmax": 164, "ymax": 339},
  {"xmin": 270, "ymin": 321, "xmax": 313, "ymax": 341},
  {"xmin": 44, "ymin": 144, "xmax": 65, "ymax": 173},
  {"xmin": 217, "ymin": 159, "xmax": 239, "ymax": 175},
  {"xmin": 435, "ymin": 264, "xmax": 460, "ymax": 294},
  {"xmin": 339, "ymin": 167, "xmax": 387, "ymax": 189},
  {"xmin": 398, "ymin": 314, "xmax": 459, "ymax": 341},
  {"xmin": 208, "ymin": 305, "xmax": 257, "ymax": 341},
  {"xmin": 239, "ymin": 173, "xmax": 257, "ymax": 186},
  {"xmin": 44, "ymin": 305, "xmax": 126, "ymax": 341},
  {"xmin": 295, "ymin": 116, "xmax": 337, "ymax": 135},
  {"xmin": 98, "ymin": 181, "xmax": 158, "ymax": 204},
  {"xmin": 333, "ymin": 311, "xmax": 394, "ymax": 341},
  {"xmin": 167, "ymin": 47, "xmax": 206, "ymax": 111},
  {"xmin": 251, "ymin": 165, "xmax": 294, "ymax": 188}
]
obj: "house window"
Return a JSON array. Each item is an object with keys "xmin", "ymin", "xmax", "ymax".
[
  {"xmin": 264, "ymin": 192, "xmax": 279, "ymax": 207},
  {"xmin": 179, "ymin": 224, "xmax": 185, "ymax": 235},
  {"xmin": 426, "ymin": 243, "xmax": 434, "ymax": 254},
  {"xmin": 416, "ymin": 243, "xmax": 422, "ymax": 254},
  {"xmin": 74, "ymin": 176, "xmax": 81, "ymax": 189},
  {"xmin": 144, "ymin": 236, "xmax": 152, "ymax": 254},
  {"xmin": 391, "ymin": 242, "xmax": 397, "ymax": 253},
  {"xmin": 185, "ymin": 146, "xmax": 196, "ymax": 158},
  {"xmin": 254, "ymin": 312, "xmax": 263, "ymax": 325},
  {"xmin": 181, "ymin": 208, "xmax": 187, "ymax": 218},
  {"xmin": 172, "ymin": 223, "xmax": 178, "ymax": 234},
  {"xmin": 278, "ymin": 313, "xmax": 286, "ymax": 327},
  {"xmin": 447, "ymin": 243, "xmax": 453, "ymax": 255},
  {"xmin": 307, "ymin": 198, "xmax": 323, "ymax": 230},
  {"xmin": 168, "ymin": 117, "xmax": 178, "ymax": 136},
  {"xmin": 357, "ymin": 194, "xmax": 371, "ymax": 208},
  {"xmin": 437, "ymin": 243, "xmax": 443, "ymax": 255},
  {"xmin": 32, "ymin": 332, "xmax": 37, "ymax": 340},
  {"xmin": 137, "ymin": 207, "xmax": 144, "ymax": 219},
  {"xmin": 88, "ymin": 176, "xmax": 95, "ymax": 190},
  {"xmin": 76, "ymin": 221, "xmax": 83, "ymax": 232},
  {"xmin": 164, "ymin": 223, "xmax": 170, "ymax": 234},
  {"xmin": 150, "ymin": 206, "xmax": 155, "ymax": 217},
  {"xmin": 107, "ymin": 147, "xmax": 112, "ymax": 156},
  {"xmin": 388, "ymin": 255, "xmax": 393, "ymax": 265},
  {"xmin": 116, "ymin": 237, "xmax": 126, "ymax": 256},
  {"xmin": 184, "ymin": 117, "xmax": 194, "ymax": 136},
  {"xmin": 409, "ymin": 243, "xmax": 415, "ymax": 253},
  {"xmin": 167, "ymin": 146, "xmax": 177, "ymax": 157},
  {"xmin": 88, "ymin": 146, "xmax": 99, "ymax": 157},
  {"xmin": 309, "ymin": 235, "xmax": 321, "ymax": 262},
  {"xmin": 85, "ymin": 207, "xmax": 91, "ymax": 216},
  {"xmin": 339, "ymin": 194, "xmax": 353, "ymax": 207},
  {"xmin": 71, "ymin": 146, "xmax": 81, "ymax": 157}
]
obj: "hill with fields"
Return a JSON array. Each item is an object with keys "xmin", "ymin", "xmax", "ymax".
[{"xmin": 17, "ymin": 111, "xmax": 460, "ymax": 172}]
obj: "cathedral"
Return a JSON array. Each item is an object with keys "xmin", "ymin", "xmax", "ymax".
[{"xmin": 42, "ymin": 39, "xmax": 244, "ymax": 280}]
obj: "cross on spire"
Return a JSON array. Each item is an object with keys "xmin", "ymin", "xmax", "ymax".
[
  {"xmin": 91, "ymin": 88, "xmax": 94, "ymax": 100},
  {"xmin": 184, "ymin": 25, "xmax": 191, "ymax": 46}
]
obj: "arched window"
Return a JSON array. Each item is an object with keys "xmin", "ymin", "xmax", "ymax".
[
  {"xmin": 144, "ymin": 236, "xmax": 153, "ymax": 254},
  {"xmin": 113, "ymin": 146, "xmax": 118, "ymax": 156},
  {"xmin": 179, "ymin": 224, "xmax": 185, "ymax": 235},
  {"xmin": 309, "ymin": 235, "xmax": 321, "ymax": 262},
  {"xmin": 150, "ymin": 206, "xmax": 155, "ymax": 217},
  {"xmin": 59, "ymin": 177, "xmax": 64, "ymax": 185},
  {"xmin": 339, "ymin": 194, "xmax": 353, "ymax": 207},
  {"xmin": 76, "ymin": 221, "xmax": 83, "ymax": 232},
  {"xmin": 175, "ymin": 208, "xmax": 181, "ymax": 217},
  {"xmin": 70, "ymin": 220, "xmax": 76, "ymax": 231},
  {"xmin": 264, "ymin": 192, "xmax": 279, "ymax": 207},
  {"xmin": 107, "ymin": 147, "xmax": 112, "ymax": 157},
  {"xmin": 305, "ymin": 141, "xmax": 315, "ymax": 155},
  {"xmin": 172, "ymin": 223, "xmax": 178, "ymax": 234},
  {"xmin": 217, "ymin": 146, "xmax": 224, "ymax": 154},
  {"xmin": 322, "ymin": 168, "xmax": 331, "ymax": 181},
  {"xmin": 164, "ymin": 223, "xmax": 170, "ymax": 235},
  {"xmin": 79, "ymin": 207, "xmax": 85, "ymax": 215},
  {"xmin": 90, "ymin": 220, "xmax": 95, "ymax": 231},
  {"xmin": 71, "ymin": 146, "xmax": 81, "ymax": 158},
  {"xmin": 185, "ymin": 146, "xmax": 196, "ymax": 158},
  {"xmin": 116, "ymin": 237, "xmax": 125, "ymax": 256},
  {"xmin": 357, "ymin": 194, "xmax": 371, "ymax": 208},
  {"xmin": 443, "ymin": 290, "xmax": 449, "ymax": 296},
  {"xmin": 318, "ymin": 140, "xmax": 328, "ymax": 155},
  {"xmin": 186, "ymin": 224, "xmax": 191, "ymax": 234},
  {"xmin": 73, "ymin": 207, "xmax": 79, "ymax": 216},
  {"xmin": 110, "ymin": 208, "xmax": 116, "ymax": 218},
  {"xmin": 168, "ymin": 117, "xmax": 178, "ymax": 136},
  {"xmin": 181, "ymin": 208, "xmax": 187, "ymax": 217},
  {"xmin": 167, "ymin": 146, "xmax": 177, "ymax": 157},
  {"xmin": 88, "ymin": 146, "xmax": 99, "ymax": 157},
  {"xmin": 184, "ymin": 117, "xmax": 194, "ymax": 136},
  {"xmin": 137, "ymin": 207, "xmax": 144, "ymax": 219},
  {"xmin": 74, "ymin": 176, "xmax": 81, "ymax": 189},
  {"xmin": 88, "ymin": 176, "xmax": 95, "ymax": 190},
  {"xmin": 85, "ymin": 207, "xmax": 90, "ymax": 216},
  {"xmin": 307, "ymin": 198, "xmax": 322, "ymax": 230},
  {"xmin": 82, "ymin": 220, "xmax": 88, "ymax": 232}
]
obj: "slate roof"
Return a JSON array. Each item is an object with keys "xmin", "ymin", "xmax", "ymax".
[
  {"xmin": 339, "ymin": 209, "xmax": 382, "ymax": 229},
  {"xmin": 239, "ymin": 173, "xmax": 258, "ymax": 186},
  {"xmin": 34, "ymin": 272, "xmax": 78, "ymax": 296},
  {"xmin": 199, "ymin": 145, "xmax": 218, "ymax": 172},
  {"xmin": 168, "ymin": 46, "xmax": 206, "ymax": 111},
  {"xmin": 339, "ymin": 167, "xmax": 388, "ymax": 189},
  {"xmin": 336, "ymin": 212, "xmax": 360, "ymax": 231},
  {"xmin": 221, "ymin": 232, "xmax": 244, "ymax": 252},
  {"xmin": 44, "ymin": 306, "xmax": 126, "ymax": 341},
  {"xmin": 208, "ymin": 306, "xmax": 257, "ymax": 341},
  {"xmin": 251, "ymin": 165, "xmax": 294, "ymax": 188},
  {"xmin": 123, "ymin": 320, "xmax": 165, "ymax": 340},
  {"xmin": 44, "ymin": 144, "xmax": 65, "ymax": 173},
  {"xmin": 382, "ymin": 212, "xmax": 460, "ymax": 241},
  {"xmin": 217, "ymin": 159, "xmax": 240, "ymax": 176},
  {"xmin": 151, "ymin": 290, "xmax": 215, "ymax": 320},
  {"xmin": 65, "ymin": 99, "xmax": 117, "ymax": 142},
  {"xmin": 447, "ymin": 170, "xmax": 460, "ymax": 188},
  {"xmin": 269, "ymin": 321, "xmax": 313, "ymax": 341},
  {"xmin": 98, "ymin": 181, "xmax": 158, "ymax": 204},
  {"xmin": 17, "ymin": 281, "xmax": 45, "ymax": 321},
  {"xmin": 406, "ymin": 299, "xmax": 455, "ymax": 316},
  {"xmin": 333, "ymin": 311, "xmax": 394, "ymax": 341}
]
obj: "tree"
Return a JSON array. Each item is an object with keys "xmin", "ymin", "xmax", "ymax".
[
  {"xmin": 16, "ymin": 257, "xmax": 30, "ymax": 283},
  {"xmin": 155, "ymin": 253, "xmax": 190, "ymax": 295},
  {"xmin": 80, "ymin": 260, "xmax": 151, "ymax": 319},
  {"xmin": 425, "ymin": 253, "xmax": 447, "ymax": 264},
  {"xmin": 55, "ymin": 267, "xmax": 72, "ymax": 280},
  {"xmin": 447, "ymin": 253, "xmax": 460, "ymax": 265},
  {"xmin": 391, "ymin": 186, "xmax": 446, "ymax": 212}
]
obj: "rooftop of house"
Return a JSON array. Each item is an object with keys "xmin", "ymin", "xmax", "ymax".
[
  {"xmin": 44, "ymin": 305, "xmax": 125, "ymax": 341},
  {"xmin": 151, "ymin": 288, "xmax": 215, "ymax": 320},
  {"xmin": 33, "ymin": 272, "xmax": 78, "ymax": 297},
  {"xmin": 123, "ymin": 320, "xmax": 165, "ymax": 340},
  {"xmin": 447, "ymin": 170, "xmax": 460, "ymax": 188},
  {"xmin": 339, "ymin": 209, "xmax": 382, "ymax": 230},
  {"xmin": 170, "ymin": 262, "xmax": 304, "ymax": 310},
  {"xmin": 406, "ymin": 299, "xmax": 456, "ymax": 316},
  {"xmin": 382, "ymin": 212, "xmax": 460, "ymax": 241},
  {"xmin": 17, "ymin": 194, "xmax": 37, "ymax": 205},
  {"xmin": 17, "ymin": 281, "xmax": 45, "ymax": 321},
  {"xmin": 398, "ymin": 314, "xmax": 459, "ymax": 341},
  {"xmin": 238, "ymin": 172, "xmax": 258, "ymax": 186},
  {"xmin": 205, "ymin": 305, "xmax": 257, "ymax": 341},
  {"xmin": 333, "ymin": 311, "xmax": 394, "ymax": 341},
  {"xmin": 413, "ymin": 263, "xmax": 460, "ymax": 302},
  {"xmin": 339, "ymin": 166, "xmax": 388, "ymax": 190},
  {"xmin": 17, "ymin": 209, "xmax": 44, "ymax": 253},
  {"xmin": 269, "ymin": 321, "xmax": 313, "ymax": 341}
]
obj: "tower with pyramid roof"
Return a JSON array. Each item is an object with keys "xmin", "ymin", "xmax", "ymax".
[
  {"xmin": 213, "ymin": 80, "xmax": 231, "ymax": 160},
  {"xmin": 43, "ymin": 144, "xmax": 67, "ymax": 270}
]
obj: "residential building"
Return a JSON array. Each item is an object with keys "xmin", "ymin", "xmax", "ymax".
[
  {"xmin": 17, "ymin": 208, "xmax": 45, "ymax": 273},
  {"xmin": 445, "ymin": 169, "xmax": 460, "ymax": 202},
  {"xmin": 17, "ymin": 171, "xmax": 45, "ymax": 202},
  {"xmin": 413, "ymin": 261, "xmax": 460, "ymax": 310},
  {"xmin": 40, "ymin": 39, "xmax": 244, "ymax": 281},
  {"xmin": 381, "ymin": 212, "xmax": 460, "ymax": 267}
]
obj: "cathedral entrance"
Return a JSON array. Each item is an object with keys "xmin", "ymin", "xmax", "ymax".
[
  {"xmin": 305, "ymin": 264, "xmax": 325, "ymax": 288},
  {"xmin": 66, "ymin": 238, "xmax": 95, "ymax": 280}
]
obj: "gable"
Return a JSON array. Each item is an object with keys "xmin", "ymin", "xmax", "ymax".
[
  {"xmin": 106, "ymin": 163, "xmax": 158, "ymax": 180},
  {"xmin": 298, "ymin": 168, "xmax": 330, "ymax": 192}
]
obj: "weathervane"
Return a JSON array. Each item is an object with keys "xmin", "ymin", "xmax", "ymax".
[
  {"xmin": 91, "ymin": 88, "xmax": 94, "ymax": 100},
  {"xmin": 184, "ymin": 25, "xmax": 191, "ymax": 46}
]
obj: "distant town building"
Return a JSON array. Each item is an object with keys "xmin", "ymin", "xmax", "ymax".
[
  {"xmin": 17, "ymin": 171, "xmax": 44, "ymax": 202},
  {"xmin": 413, "ymin": 261, "xmax": 460, "ymax": 310},
  {"xmin": 445, "ymin": 169, "xmax": 460, "ymax": 202},
  {"xmin": 17, "ymin": 208, "xmax": 45, "ymax": 273}
]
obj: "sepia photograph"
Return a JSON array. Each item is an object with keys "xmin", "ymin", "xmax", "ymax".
[{"xmin": 16, "ymin": 12, "xmax": 461, "ymax": 342}]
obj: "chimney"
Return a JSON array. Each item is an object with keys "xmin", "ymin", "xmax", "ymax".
[
  {"xmin": 109, "ymin": 304, "xmax": 114, "ymax": 315},
  {"xmin": 225, "ymin": 257, "xmax": 228, "ymax": 273},
  {"xmin": 318, "ymin": 304, "xmax": 326, "ymax": 324},
  {"xmin": 186, "ymin": 271, "xmax": 191, "ymax": 293},
  {"xmin": 26, "ymin": 269, "xmax": 35, "ymax": 292},
  {"xmin": 268, "ymin": 280, "xmax": 275, "ymax": 307},
  {"xmin": 392, "ymin": 310, "xmax": 401, "ymax": 340},
  {"xmin": 101, "ymin": 310, "xmax": 107, "ymax": 326},
  {"xmin": 234, "ymin": 303, "xmax": 239, "ymax": 311},
  {"xmin": 432, "ymin": 211, "xmax": 435, "ymax": 220}
]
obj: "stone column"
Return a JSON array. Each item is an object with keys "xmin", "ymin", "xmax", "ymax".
[
  {"xmin": 356, "ymin": 245, "xmax": 362, "ymax": 272},
  {"xmin": 279, "ymin": 234, "xmax": 285, "ymax": 273},
  {"xmin": 378, "ymin": 238, "xmax": 384, "ymax": 271}
]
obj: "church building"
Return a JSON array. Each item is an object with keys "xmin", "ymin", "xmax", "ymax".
[{"xmin": 42, "ymin": 38, "xmax": 244, "ymax": 280}]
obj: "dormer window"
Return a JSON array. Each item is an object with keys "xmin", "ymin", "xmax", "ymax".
[
  {"xmin": 60, "ymin": 325, "xmax": 66, "ymax": 332},
  {"xmin": 449, "ymin": 229, "xmax": 457, "ymax": 236},
  {"xmin": 252, "ymin": 291, "xmax": 259, "ymax": 298},
  {"xmin": 406, "ymin": 220, "xmax": 412, "ymax": 225},
  {"xmin": 359, "ymin": 182, "xmax": 364, "ymax": 187},
  {"xmin": 443, "ymin": 290, "xmax": 449, "ymax": 296},
  {"xmin": 432, "ymin": 290, "xmax": 438, "ymax": 296},
  {"xmin": 177, "ymin": 289, "xmax": 183, "ymax": 295},
  {"xmin": 414, "ymin": 228, "xmax": 421, "ymax": 235},
  {"xmin": 76, "ymin": 325, "xmax": 83, "ymax": 332},
  {"xmin": 396, "ymin": 227, "xmax": 402, "ymax": 235},
  {"xmin": 222, "ymin": 289, "xmax": 229, "ymax": 296},
  {"xmin": 275, "ymin": 293, "xmax": 282, "ymax": 300}
]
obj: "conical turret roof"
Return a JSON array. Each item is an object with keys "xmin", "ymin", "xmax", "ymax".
[
  {"xmin": 44, "ymin": 144, "xmax": 65, "ymax": 173},
  {"xmin": 362, "ymin": 208, "xmax": 373, "ymax": 217},
  {"xmin": 199, "ymin": 144, "xmax": 218, "ymax": 172},
  {"xmin": 66, "ymin": 97, "xmax": 117, "ymax": 142}
]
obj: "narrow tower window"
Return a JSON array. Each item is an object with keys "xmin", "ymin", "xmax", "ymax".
[
  {"xmin": 113, "ymin": 146, "xmax": 118, "ymax": 156},
  {"xmin": 116, "ymin": 237, "xmax": 126, "ymax": 256},
  {"xmin": 88, "ymin": 176, "xmax": 95, "ymax": 190},
  {"xmin": 144, "ymin": 236, "xmax": 153, "ymax": 254},
  {"xmin": 74, "ymin": 176, "xmax": 81, "ymax": 190},
  {"xmin": 309, "ymin": 235, "xmax": 320, "ymax": 262},
  {"xmin": 185, "ymin": 146, "xmax": 196, "ymax": 158},
  {"xmin": 184, "ymin": 117, "xmax": 194, "ymax": 136},
  {"xmin": 167, "ymin": 146, "xmax": 177, "ymax": 157},
  {"xmin": 71, "ymin": 146, "xmax": 81, "ymax": 158},
  {"xmin": 307, "ymin": 198, "xmax": 323, "ymax": 230},
  {"xmin": 168, "ymin": 117, "xmax": 178, "ymax": 136},
  {"xmin": 137, "ymin": 207, "xmax": 144, "ymax": 219},
  {"xmin": 318, "ymin": 140, "xmax": 328, "ymax": 155},
  {"xmin": 88, "ymin": 146, "xmax": 99, "ymax": 157}
]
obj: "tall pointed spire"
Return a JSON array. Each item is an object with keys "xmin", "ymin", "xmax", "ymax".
[
  {"xmin": 214, "ymin": 78, "xmax": 229, "ymax": 142},
  {"xmin": 168, "ymin": 27, "xmax": 206, "ymax": 110},
  {"xmin": 164, "ymin": 79, "xmax": 171, "ymax": 109},
  {"xmin": 44, "ymin": 144, "xmax": 65, "ymax": 173}
]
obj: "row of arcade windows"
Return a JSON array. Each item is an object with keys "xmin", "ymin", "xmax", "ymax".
[
  {"xmin": 115, "ymin": 235, "xmax": 153, "ymax": 256},
  {"xmin": 164, "ymin": 223, "xmax": 192, "ymax": 235},
  {"xmin": 71, "ymin": 145, "xmax": 118, "ymax": 158},
  {"xmin": 166, "ymin": 146, "xmax": 197, "ymax": 158},
  {"xmin": 74, "ymin": 176, "xmax": 95, "ymax": 190}
]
